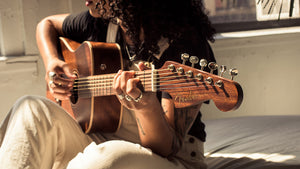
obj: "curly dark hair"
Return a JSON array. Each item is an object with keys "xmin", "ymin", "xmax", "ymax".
[{"xmin": 105, "ymin": 0, "xmax": 215, "ymax": 60}]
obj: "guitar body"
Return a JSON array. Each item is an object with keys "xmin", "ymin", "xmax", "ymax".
[{"xmin": 47, "ymin": 37, "xmax": 123, "ymax": 133}]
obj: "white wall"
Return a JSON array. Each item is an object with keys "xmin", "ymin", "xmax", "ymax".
[
  {"xmin": 202, "ymin": 28, "xmax": 300, "ymax": 119},
  {"xmin": 0, "ymin": 0, "xmax": 300, "ymax": 122},
  {"xmin": 0, "ymin": 0, "xmax": 85, "ymax": 121}
]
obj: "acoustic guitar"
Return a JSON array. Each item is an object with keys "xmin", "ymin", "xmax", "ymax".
[{"xmin": 46, "ymin": 37, "xmax": 243, "ymax": 134}]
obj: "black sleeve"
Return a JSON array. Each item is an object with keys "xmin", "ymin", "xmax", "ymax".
[
  {"xmin": 188, "ymin": 112, "xmax": 206, "ymax": 142},
  {"xmin": 62, "ymin": 11, "xmax": 93, "ymax": 42},
  {"xmin": 62, "ymin": 10, "xmax": 108, "ymax": 43},
  {"xmin": 157, "ymin": 34, "xmax": 216, "ymax": 74}
]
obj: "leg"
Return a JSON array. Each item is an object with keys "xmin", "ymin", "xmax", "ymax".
[
  {"xmin": 0, "ymin": 95, "xmax": 92, "ymax": 169},
  {"xmin": 67, "ymin": 140, "xmax": 186, "ymax": 169}
]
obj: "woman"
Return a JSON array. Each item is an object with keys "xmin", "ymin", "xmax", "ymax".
[{"xmin": 0, "ymin": 0, "xmax": 216, "ymax": 168}]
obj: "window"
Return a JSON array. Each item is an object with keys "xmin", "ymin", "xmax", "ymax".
[{"xmin": 204, "ymin": 0, "xmax": 300, "ymax": 32}]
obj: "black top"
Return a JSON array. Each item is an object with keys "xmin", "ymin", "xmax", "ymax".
[{"xmin": 62, "ymin": 11, "xmax": 217, "ymax": 142}]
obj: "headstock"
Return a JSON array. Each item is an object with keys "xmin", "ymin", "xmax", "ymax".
[{"xmin": 157, "ymin": 54, "xmax": 243, "ymax": 112}]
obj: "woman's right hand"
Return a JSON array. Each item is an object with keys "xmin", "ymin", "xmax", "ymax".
[{"xmin": 46, "ymin": 58, "xmax": 77, "ymax": 100}]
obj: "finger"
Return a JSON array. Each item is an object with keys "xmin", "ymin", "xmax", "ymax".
[
  {"xmin": 49, "ymin": 61, "xmax": 76, "ymax": 82},
  {"xmin": 126, "ymin": 78, "xmax": 142, "ymax": 99},
  {"xmin": 49, "ymin": 82, "xmax": 72, "ymax": 94},
  {"xmin": 120, "ymin": 71, "xmax": 135, "ymax": 94},
  {"xmin": 54, "ymin": 76, "xmax": 75, "ymax": 87},
  {"xmin": 113, "ymin": 70, "xmax": 123, "ymax": 94},
  {"xmin": 62, "ymin": 63, "xmax": 77, "ymax": 79},
  {"xmin": 49, "ymin": 85, "xmax": 72, "ymax": 100},
  {"xmin": 51, "ymin": 92, "xmax": 71, "ymax": 100},
  {"xmin": 46, "ymin": 71, "xmax": 74, "ymax": 89},
  {"xmin": 138, "ymin": 62, "xmax": 151, "ymax": 71}
]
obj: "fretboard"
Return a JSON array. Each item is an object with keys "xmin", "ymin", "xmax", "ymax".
[{"xmin": 72, "ymin": 69, "xmax": 156, "ymax": 98}]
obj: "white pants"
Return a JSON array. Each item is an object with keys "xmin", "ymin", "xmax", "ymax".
[{"xmin": 0, "ymin": 95, "xmax": 189, "ymax": 169}]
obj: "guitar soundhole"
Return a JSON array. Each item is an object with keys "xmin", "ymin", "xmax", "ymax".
[
  {"xmin": 70, "ymin": 79, "xmax": 78, "ymax": 104},
  {"xmin": 70, "ymin": 71, "xmax": 79, "ymax": 104}
]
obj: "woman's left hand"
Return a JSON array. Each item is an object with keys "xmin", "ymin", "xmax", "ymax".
[{"xmin": 113, "ymin": 62, "xmax": 157, "ymax": 111}]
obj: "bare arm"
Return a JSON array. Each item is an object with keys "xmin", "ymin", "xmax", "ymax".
[
  {"xmin": 36, "ymin": 14, "xmax": 68, "ymax": 67},
  {"xmin": 164, "ymin": 101, "xmax": 202, "ymax": 139},
  {"xmin": 162, "ymin": 98, "xmax": 203, "ymax": 155},
  {"xmin": 133, "ymin": 95, "xmax": 175, "ymax": 157},
  {"xmin": 113, "ymin": 62, "xmax": 202, "ymax": 157},
  {"xmin": 36, "ymin": 14, "xmax": 76, "ymax": 100}
]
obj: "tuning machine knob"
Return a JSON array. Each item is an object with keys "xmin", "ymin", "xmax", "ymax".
[
  {"xmin": 208, "ymin": 62, "xmax": 218, "ymax": 74},
  {"xmin": 229, "ymin": 68, "xmax": 238, "ymax": 80},
  {"xmin": 168, "ymin": 64, "xmax": 175, "ymax": 71},
  {"xmin": 189, "ymin": 56, "xmax": 199, "ymax": 68},
  {"xmin": 205, "ymin": 77, "xmax": 213, "ymax": 85},
  {"xmin": 199, "ymin": 59, "xmax": 208, "ymax": 70},
  {"xmin": 220, "ymin": 65, "xmax": 227, "ymax": 77},
  {"xmin": 181, "ymin": 53, "xmax": 189, "ymax": 65}
]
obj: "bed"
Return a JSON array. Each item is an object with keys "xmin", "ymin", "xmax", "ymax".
[{"xmin": 204, "ymin": 115, "xmax": 300, "ymax": 169}]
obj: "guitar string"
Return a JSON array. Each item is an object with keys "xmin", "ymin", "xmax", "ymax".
[
  {"xmin": 72, "ymin": 69, "xmax": 213, "ymax": 88},
  {"xmin": 71, "ymin": 80, "xmax": 220, "ymax": 95},
  {"xmin": 72, "ymin": 79, "xmax": 214, "ymax": 92},
  {"xmin": 73, "ymin": 70, "xmax": 154, "ymax": 81},
  {"xmin": 76, "ymin": 87, "xmax": 221, "ymax": 98},
  {"xmin": 69, "ymin": 68, "xmax": 223, "ymax": 97},
  {"xmin": 73, "ymin": 80, "xmax": 221, "ymax": 97},
  {"xmin": 74, "ymin": 84, "xmax": 218, "ymax": 93},
  {"xmin": 73, "ymin": 69, "xmax": 162, "ymax": 85},
  {"xmin": 72, "ymin": 68, "xmax": 209, "ymax": 85},
  {"xmin": 72, "ymin": 72, "xmax": 195, "ymax": 87},
  {"xmin": 71, "ymin": 76, "xmax": 216, "ymax": 93}
]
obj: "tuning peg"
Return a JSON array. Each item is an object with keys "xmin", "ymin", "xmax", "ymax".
[
  {"xmin": 229, "ymin": 68, "xmax": 238, "ymax": 80},
  {"xmin": 220, "ymin": 65, "xmax": 227, "ymax": 77},
  {"xmin": 189, "ymin": 56, "xmax": 199, "ymax": 68},
  {"xmin": 199, "ymin": 59, "xmax": 208, "ymax": 70},
  {"xmin": 208, "ymin": 62, "xmax": 218, "ymax": 74},
  {"xmin": 181, "ymin": 53, "xmax": 190, "ymax": 65},
  {"xmin": 177, "ymin": 67, "xmax": 184, "ymax": 75}
]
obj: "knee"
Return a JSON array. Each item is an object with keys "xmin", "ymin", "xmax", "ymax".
[
  {"xmin": 99, "ymin": 140, "xmax": 152, "ymax": 159},
  {"xmin": 68, "ymin": 141, "xmax": 152, "ymax": 169},
  {"xmin": 12, "ymin": 95, "xmax": 46, "ymax": 114},
  {"xmin": 10, "ymin": 95, "xmax": 56, "ymax": 123},
  {"xmin": 14, "ymin": 95, "xmax": 43, "ymax": 108}
]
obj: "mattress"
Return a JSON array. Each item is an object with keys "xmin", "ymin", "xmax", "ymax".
[{"xmin": 204, "ymin": 116, "xmax": 300, "ymax": 169}]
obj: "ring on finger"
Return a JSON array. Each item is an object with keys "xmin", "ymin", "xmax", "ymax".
[
  {"xmin": 125, "ymin": 95, "xmax": 132, "ymax": 101},
  {"xmin": 49, "ymin": 71, "xmax": 57, "ymax": 81},
  {"xmin": 133, "ymin": 92, "xmax": 143, "ymax": 102},
  {"xmin": 48, "ymin": 81, "xmax": 55, "ymax": 88},
  {"xmin": 117, "ymin": 93, "xmax": 125, "ymax": 100}
]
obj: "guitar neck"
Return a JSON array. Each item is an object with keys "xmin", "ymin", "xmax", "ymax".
[
  {"xmin": 73, "ymin": 69, "xmax": 156, "ymax": 98},
  {"xmin": 73, "ymin": 61, "xmax": 243, "ymax": 111}
]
